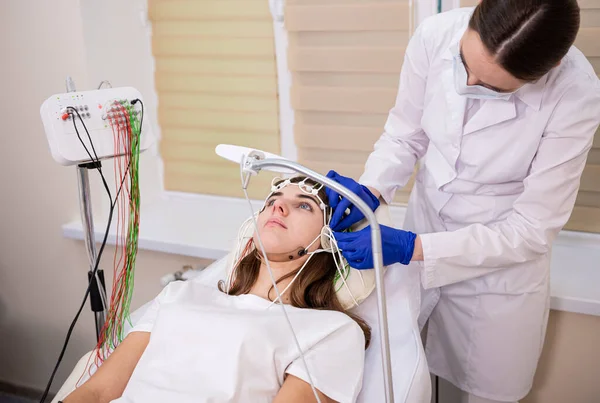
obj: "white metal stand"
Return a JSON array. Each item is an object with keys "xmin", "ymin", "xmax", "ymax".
[{"xmin": 76, "ymin": 162, "xmax": 107, "ymax": 342}]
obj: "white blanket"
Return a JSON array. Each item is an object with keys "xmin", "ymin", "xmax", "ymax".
[{"xmin": 52, "ymin": 257, "xmax": 431, "ymax": 403}]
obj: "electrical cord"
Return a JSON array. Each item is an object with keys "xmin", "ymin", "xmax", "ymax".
[
  {"xmin": 38, "ymin": 182, "xmax": 114, "ymax": 403},
  {"xmin": 94, "ymin": 98, "xmax": 143, "ymax": 354},
  {"xmin": 97, "ymin": 80, "xmax": 112, "ymax": 90},
  {"xmin": 38, "ymin": 100, "xmax": 144, "ymax": 403},
  {"xmin": 131, "ymin": 98, "xmax": 144, "ymax": 133},
  {"xmin": 67, "ymin": 107, "xmax": 110, "ymax": 313}
]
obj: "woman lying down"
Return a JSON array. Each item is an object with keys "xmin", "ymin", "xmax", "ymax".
[{"xmin": 63, "ymin": 176, "xmax": 371, "ymax": 403}]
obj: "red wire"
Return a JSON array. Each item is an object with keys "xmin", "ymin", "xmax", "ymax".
[
  {"xmin": 94, "ymin": 102, "xmax": 134, "ymax": 364},
  {"xmin": 87, "ymin": 102, "xmax": 140, "ymax": 372}
]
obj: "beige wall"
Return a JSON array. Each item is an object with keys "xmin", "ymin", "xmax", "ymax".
[
  {"xmin": 522, "ymin": 311, "xmax": 600, "ymax": 403},
  {"xmin": 0, "ymin": 0, "xmax": 206, "ymax": 393},
  {"xmin": 437, "ymin": 311, "xmax": 600, "ymax": 403},
  {"xmin": 149, "ymin": 0, "xmax": 282, "ymax": 200}
]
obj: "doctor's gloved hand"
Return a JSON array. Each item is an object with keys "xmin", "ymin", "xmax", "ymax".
[
  {"xmin": 334, "ymin": 225, "xmax": 417, "ymax": 269},
  {"xmin": 325, "ymin": 170, "xmax": 380, "ymax": 231}
]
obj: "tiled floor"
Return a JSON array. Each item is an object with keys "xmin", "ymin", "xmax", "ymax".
[{"xmin": 0, "ymin": 392, "xmax": 37, "ymax": 403}]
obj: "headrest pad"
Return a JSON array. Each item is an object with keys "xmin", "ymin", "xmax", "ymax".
[{"xmin": 334, "ymin": 203, "xmax": 391, "ymax": 309}]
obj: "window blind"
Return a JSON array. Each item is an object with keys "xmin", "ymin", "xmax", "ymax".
[
  {"xmin": 286, "ymin": 0, "xmax": 415, "ymax": 204},
  {"xmin": 567, "ymin": 0, "xmax": 600, "ymax": 232},
  {"xmin": 149, "ymin": 0, "xmax": 281, "ymax": 199}
]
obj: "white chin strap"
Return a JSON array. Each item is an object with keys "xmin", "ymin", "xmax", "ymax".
[
  {"xmin": 266, "ymin": 227, "xmax": 329, "ymax": 307},
  {"xmin": 267, "ymin": 224, "xmax": 360, "ymax": 309}
]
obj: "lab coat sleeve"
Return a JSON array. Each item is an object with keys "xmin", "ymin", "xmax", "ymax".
[
  {"xmin": 420, "ymin": 78, "xmax": 600, "ymax": 289},
  {"xmin": 359, "ymin": 23, "xmax": 431, "ymax": 204}
]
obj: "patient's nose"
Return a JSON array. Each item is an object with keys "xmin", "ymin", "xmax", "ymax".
[{"xmin": 271, "ymin": 199, "xmax": 288, "ymax": 216}]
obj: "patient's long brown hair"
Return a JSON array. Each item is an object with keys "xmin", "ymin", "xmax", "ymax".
[{"xmin": 218, "ymin": 177, "xmax": 371, "ymax": 348}]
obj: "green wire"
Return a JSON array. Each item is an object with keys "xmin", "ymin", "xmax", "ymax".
[
  {"xmin": 333, "ymin": 227, "xmax": 353, "ymax": 291},
  {"xmin": 116, "ymin": 107, "xmax": 141, "ymax": 343},
  {"xmin": 101, "ymin": 104, "xmax": 142, "ymax": 351}
]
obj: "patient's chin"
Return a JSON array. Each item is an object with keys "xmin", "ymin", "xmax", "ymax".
[{"xmin": 253, "ymin": 232, "xmax": 289, "ymax": 254}]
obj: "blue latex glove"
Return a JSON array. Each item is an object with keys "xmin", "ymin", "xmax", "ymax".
[
  {"xmin": 334, "ymin": 225, "xmax": 417, "ymax": 269},
  {"xmin": 325, "ymin": 170, "xmax": 380, "ymax": 231}
]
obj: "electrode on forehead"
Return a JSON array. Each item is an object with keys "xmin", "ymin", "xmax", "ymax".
[{"xmin": 266, "ymin": 177, "xmax": 327, "ymax": 213}]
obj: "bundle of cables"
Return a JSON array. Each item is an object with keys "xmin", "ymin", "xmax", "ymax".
[
  {"xmin": 93, "ymin": 99, "xmax": 142, "ymax": 362},
  {"xmin": 39, "ymin": 98, "xmax": 143, "ymax": 403}
]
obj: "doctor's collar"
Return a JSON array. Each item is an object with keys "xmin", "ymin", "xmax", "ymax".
[
  {"xmin": 442, "ymin": 27, "xmax": 468, "ymax": 62},
  {"xmin": 513, "ymin": 73, "xmax": 548, "ymax": 111}
]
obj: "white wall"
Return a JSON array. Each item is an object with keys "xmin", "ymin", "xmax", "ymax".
[
  {"xmin": 0, "ymin": 0, "xmax": 207, "ymax": 393},
  {"xmin": 0, "ymin": 0, "xmax": 89, "ymax": 390},
  {"xmin": 78, "ymin": 0, "xmax": 164, "ymax": 209}
]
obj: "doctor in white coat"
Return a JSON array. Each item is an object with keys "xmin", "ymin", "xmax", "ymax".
[{"xmin": 325, "ymin": 1, "xmax": 600, "ymax": 402}]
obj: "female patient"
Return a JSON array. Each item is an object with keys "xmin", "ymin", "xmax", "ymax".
[{"xmin": 63, "ymin": 176, "xmax": 371, "ymax": 403}]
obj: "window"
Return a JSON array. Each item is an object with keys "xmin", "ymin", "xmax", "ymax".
[
  {"xmin": 149, "ymin": 0, "xmax": 281, "ymax": 199},
  {"xmin": 286, "ymin": 0, "xmax": 416, "ymax": 204},
  {"xmin": 150, "ymin": 0, "xmax": 599, "ymax": 232},
  {"xmin": 567, "ymin": 0, "xmax": 600, "ymax": 232}
]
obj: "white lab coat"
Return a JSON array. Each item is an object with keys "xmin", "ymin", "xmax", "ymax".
[{"xmin": 360, "ymin": 7, "xmax": 600, "ymax": 402}]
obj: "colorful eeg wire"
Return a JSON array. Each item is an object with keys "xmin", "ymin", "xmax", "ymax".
[
  {"xmin": 77, "ymin": 99, "xmax": 142, "ymax": 379},
  {"xmin": 99, "ymin": 100, "xmax": 141, "ymax": 360}
]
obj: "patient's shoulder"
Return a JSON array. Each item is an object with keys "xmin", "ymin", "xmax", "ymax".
[
  {"xmin": 156, "ymin": 280, "xmax": 218, "ymax": 305},
  {"xmin": 304, "ymin": 308, "xmax": 365, "ymax": 344}
]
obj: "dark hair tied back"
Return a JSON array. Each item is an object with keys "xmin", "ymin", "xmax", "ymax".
[{"xmin": 469, "ymin": 0, "xmax": 580, "ymax": 81}]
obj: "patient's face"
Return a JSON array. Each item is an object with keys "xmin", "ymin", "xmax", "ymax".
[{"xmin": 255, "ymin": 184, "xmax": 324, "ymax": 256}]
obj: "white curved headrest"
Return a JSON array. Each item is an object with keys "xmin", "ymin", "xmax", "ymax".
[{"xmin": 335, "ymin": 203, "xmax": 391, "ymax": 309}]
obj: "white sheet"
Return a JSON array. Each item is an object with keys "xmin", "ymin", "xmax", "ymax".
[
  {"xmin": 179, "ymin": 256, "xmax": 431, "ymax": 403},
  {"xmin": 56, "ymin": 254, "xmax": 429, "ymax": 403},
  {"xmin": 114, "ymin": 282, "xmax": 365, "ymax": 403}
]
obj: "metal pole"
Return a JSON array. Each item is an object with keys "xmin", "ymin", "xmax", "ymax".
[
  {"xmin": 247, "ymin": 158, "xmax": 394, "ymax": 403},
  {"xmin": 66, "ymin": 76, "xmax": 106, "ymax": 342},
  {"xmin": 76, "ymin": 164, "xmax": 106, "ymax": 342}
]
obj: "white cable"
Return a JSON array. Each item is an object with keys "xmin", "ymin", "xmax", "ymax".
[
  {"xmin": 266, "ymin": 249, "xmax": 317, "ymax": 308},
  {"xmin": 227, "ymin": 216, "xmax": 256, "ymax": 293},
  {"xmin": 264, "ymin": 215, "xmax": 360, "ymax": 309},
  {"xmin": 240, "ymin": 161, "xmax": 322, "ymax": 403},
  {"xmin": 268, "ymin": 228, "xmax": 360, "ymax": 309},
  {"xmin": 321, "ymin": 229, "xmax": 352, "ymax": 294},
  {"xmin": 97, "ymin": 80, "xmax": 113, "ymax": 89},
  {"xmin": 237, "ymin": 204, "xmax": 360, "ymax": 310},
  {"xmin": 242, "ymin": 191, "xmax": 322, "ymax": 403},
  {"xmin": 322, "ymin": 230, "xmax": 360, "ymax": 307}
]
